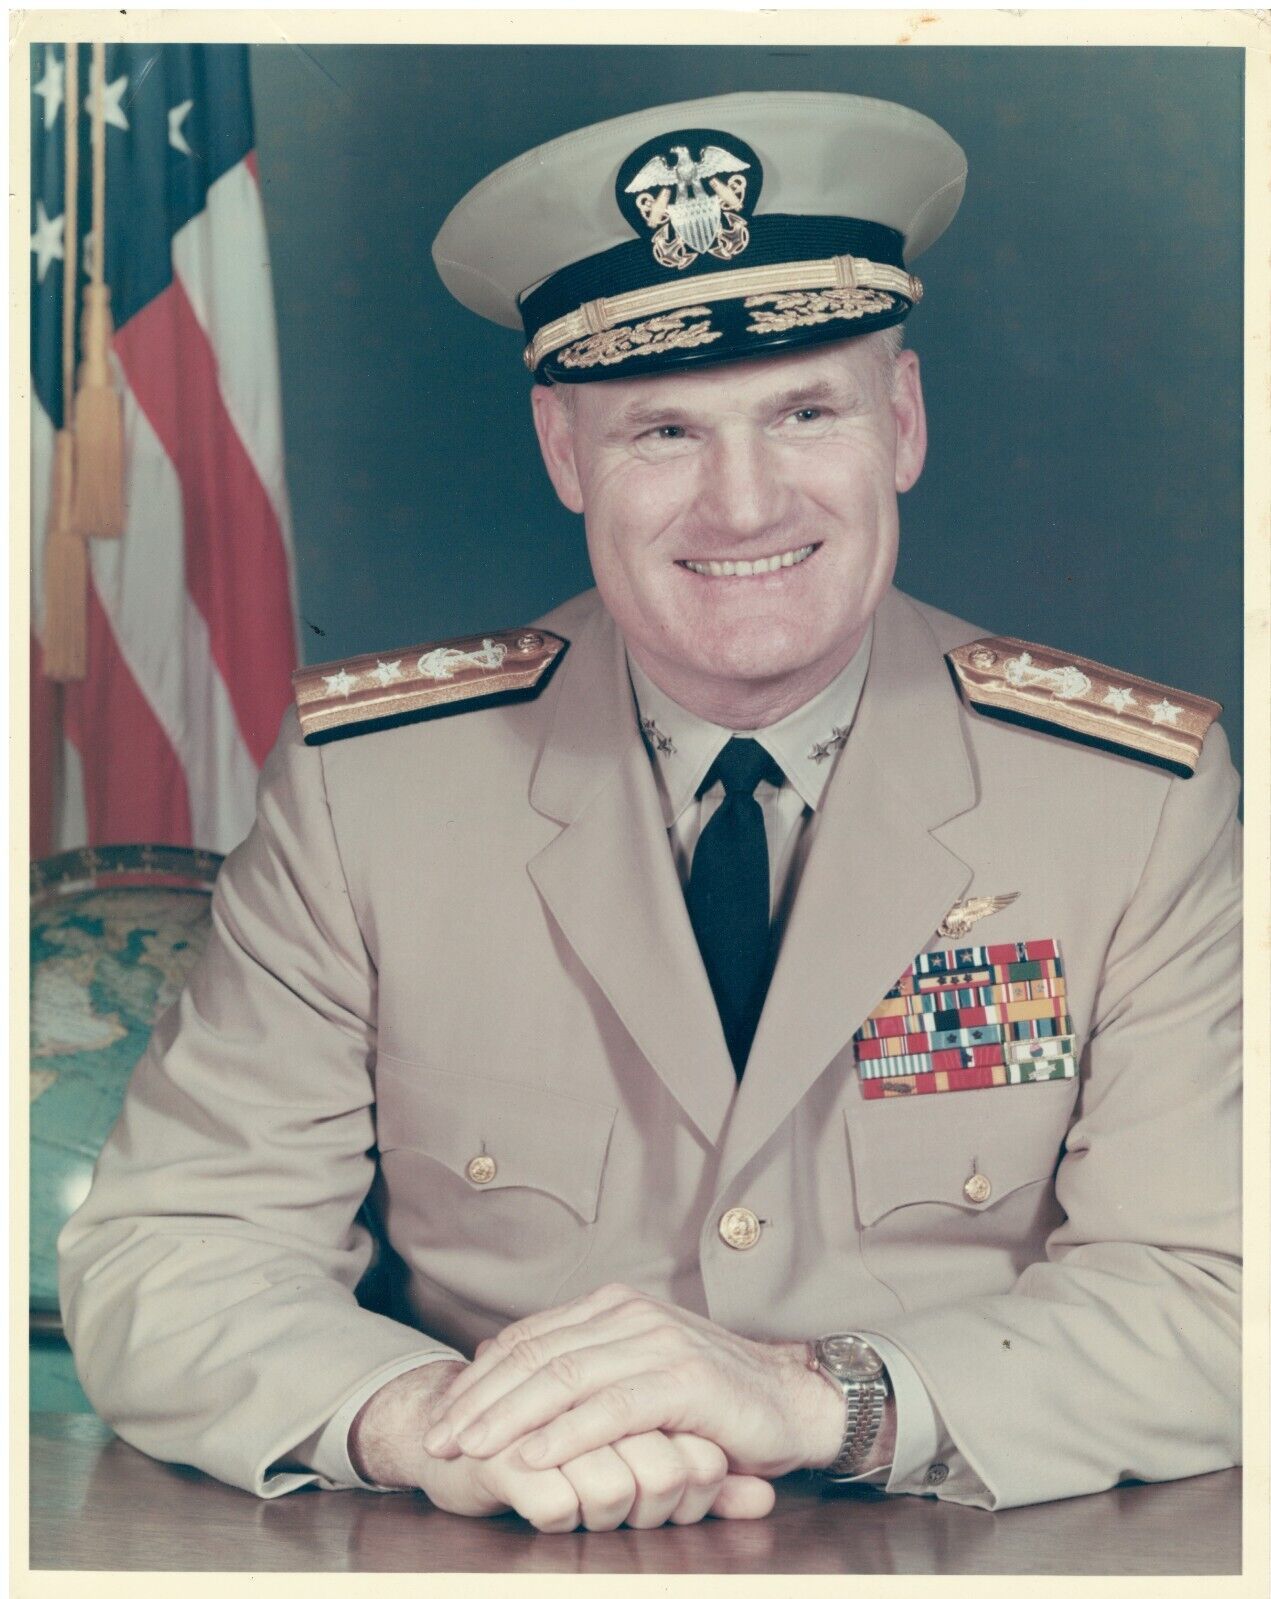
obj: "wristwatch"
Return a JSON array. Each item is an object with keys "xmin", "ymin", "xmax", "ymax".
[{"xmin": 812, "ymin": 1334, "xmax": 890, "ymax": 1480}]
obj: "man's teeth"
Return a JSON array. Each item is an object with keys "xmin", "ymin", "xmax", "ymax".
[{"xmin": 682, "ymin": 544, "xmax": 816, "ymax": 578}]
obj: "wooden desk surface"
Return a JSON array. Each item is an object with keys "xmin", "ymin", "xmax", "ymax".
[{"xmin": 30, "ymin": 1413, "xmax": 1242, "ymax": 1576}]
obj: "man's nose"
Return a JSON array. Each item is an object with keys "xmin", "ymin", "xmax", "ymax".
[{"xmin": 693, "ymin": 427, "xmax": 791, "ymax": 543}]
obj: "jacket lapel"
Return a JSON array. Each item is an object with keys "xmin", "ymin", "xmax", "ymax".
[
  {"xmin": 528, "ymin": 605, "xmax": 736, "ymax": 1147},
  {"xmin": 718, "ymin": 589, "xmax": 979, "ymax": 1187}
]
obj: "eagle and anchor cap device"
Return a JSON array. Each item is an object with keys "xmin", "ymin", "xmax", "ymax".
[{"xmin": 432, "ymin": 90, "xmax": 967, "ymax": 383}]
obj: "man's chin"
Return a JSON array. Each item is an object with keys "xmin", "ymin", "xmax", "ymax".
[
  {"xmin": 660, "ymin": 639, "xmax": 828, "ymax": 694},
  {"xmin": 694, "ymin": 616, "xmax": 836, "ymax": 675}
]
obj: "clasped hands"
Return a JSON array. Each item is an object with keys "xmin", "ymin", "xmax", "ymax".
[{"xmin": 351, "ymin": 1283, "xmax": 848, "ymax": 1533}]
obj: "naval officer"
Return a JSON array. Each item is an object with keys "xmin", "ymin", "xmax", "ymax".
[{"xmin": 60, "ymin": 91, "xmax": 1241, "ymax": 1532}]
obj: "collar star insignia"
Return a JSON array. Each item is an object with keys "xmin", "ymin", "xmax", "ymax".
[
  {"xmin": 323, "ymin": 668, "xmax": 360, "ymax": 698},
  {"xmin": 639, "ymin": 715, "xmax": 676, "ymax": 757},
  {"xmin": 1102, "ymin": 685, "xmax": 1136, "ymax": 713},
  {"xmin": 1149, "ymin": 697, "xmax": 1183, "ymax": 727},
  {"xmin": 369, "ymin": 658, "xmax": 404, "ymax": 687},
  {"xmin": 808, "ymin": 725, "xmax": 850, "ymax": 765}
]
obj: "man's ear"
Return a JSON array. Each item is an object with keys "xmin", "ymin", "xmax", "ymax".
[
  {"xmin": 891, "ymin": 348, "xmax": 928, "ymax": 494},
  {"xmin": 530, "ymin": 384, "xmax": 585, "ymax": 514}
]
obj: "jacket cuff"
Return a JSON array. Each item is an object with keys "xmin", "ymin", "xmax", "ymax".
[
  {"xmin": 276, "ymin": 1348, "xmax": 468, "ymax": 1491},
  {"xmin": 859, "ymin": 1331, "xmax": 986, "ymax": 1501}
]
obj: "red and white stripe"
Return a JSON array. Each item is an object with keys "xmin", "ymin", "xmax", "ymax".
[{"xmin": 30, "ymin": 153, "xmax": 297, "ymax": 859}]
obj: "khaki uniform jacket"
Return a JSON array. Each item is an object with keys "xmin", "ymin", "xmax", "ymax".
[{"xmin": 59, "ymin": 585, "xmax": 1242, "ymax": 1508}]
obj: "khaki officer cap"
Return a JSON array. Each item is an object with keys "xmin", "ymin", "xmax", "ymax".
[{"xmin": 432, "ymin": 90, "xmax": 966, "ymax": 384}]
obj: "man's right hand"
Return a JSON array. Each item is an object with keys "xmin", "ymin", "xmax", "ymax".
[{"xmin": 348, "ymin": 1360, "xmax": 775, "ymax": 1532}]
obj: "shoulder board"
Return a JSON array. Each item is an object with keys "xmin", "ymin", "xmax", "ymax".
[
  {"xmin": 945, "ymin": 635, "xmax": 1220, "ymax": 778},
  {"xmin": 292, "ymin": 628, "xmax": 568, "ymax": 745}
]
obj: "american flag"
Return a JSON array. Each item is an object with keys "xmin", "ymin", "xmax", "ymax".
[{"xmin": 29, "ymin": 43, "xmax": 297, "ymax": 858}]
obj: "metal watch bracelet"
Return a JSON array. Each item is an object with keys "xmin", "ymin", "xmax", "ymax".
[{"xmin": 812, "ymin": 1334, "xmax": 890, "ymax": 1480}]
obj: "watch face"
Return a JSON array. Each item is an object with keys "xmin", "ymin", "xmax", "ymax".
[{"xmin": 818, "ymin": 1335, "xmax": 884, "ymax": 1380}]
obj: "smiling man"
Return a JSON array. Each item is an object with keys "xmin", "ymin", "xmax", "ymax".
[
  {"xmin": 532, "ymin": 335, "xmax": 920, "ymax": 727},
  {"xmin": 60, "ymin": 92, "xmax": 1241, "ymax": 1532}
]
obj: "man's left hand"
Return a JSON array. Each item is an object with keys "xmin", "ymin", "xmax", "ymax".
[{"xmin": 419, "ymin": 1283, "xmax": 846, "ymax": 1479}]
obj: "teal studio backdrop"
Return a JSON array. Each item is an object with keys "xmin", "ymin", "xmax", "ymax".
[{"xmin": 249, "ymin": 43, "xmax": 1244, "ymax": 778}]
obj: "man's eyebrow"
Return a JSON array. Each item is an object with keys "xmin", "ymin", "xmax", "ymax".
[
  {"xmin": 762, "ymin": 378, "xmax": 862, "ymax": 412},
  {"xmin": 605, "ymin": 400, "xmax": 694, "ymax": 432},
  {"xmin": 605, "ymin": 377, "xmax": 861, "ymax": 434}
]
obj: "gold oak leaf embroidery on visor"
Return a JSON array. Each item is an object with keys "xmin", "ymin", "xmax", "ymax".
[
  {"xmin": 744, "ymin": 287, "xmax": 897, "ymax": 336},
  {"xmin": 558, "ymin": 305, "xmax": 722, "ymax": 371}
]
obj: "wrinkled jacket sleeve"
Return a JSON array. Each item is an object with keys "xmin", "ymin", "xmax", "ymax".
[
  {"xmin": 863, "ymin": 723, "xmax": 1242, "ymax": 1508},
  {"xmin": 58, "ymin": 709, "xmax": 459, "ymax": 1496}
]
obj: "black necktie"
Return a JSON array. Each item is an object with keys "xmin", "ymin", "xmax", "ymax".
[{"xmin": 685, "ymin": 738, "xmax": 785, "ymax": 1077}]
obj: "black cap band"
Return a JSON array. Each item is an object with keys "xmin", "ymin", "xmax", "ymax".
[{"xmin": 519, "ymin": 214, "xmax": 907, "ymax": 346}]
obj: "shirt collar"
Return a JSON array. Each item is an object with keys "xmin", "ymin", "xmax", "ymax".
[{"xmin": 628, "ymin": 619, "xmax": 874, "ymax": 826}]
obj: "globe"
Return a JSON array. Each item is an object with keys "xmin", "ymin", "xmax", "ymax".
[{"xmin": 29, "ymin": 847, "xmax": 222, "ymax": 1329}]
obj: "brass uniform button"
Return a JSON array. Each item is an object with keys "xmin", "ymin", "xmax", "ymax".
[
  {"xmin": 924, "ymin": 1462, "xmax": 949, "ymax": 1487},
  {"xmin": 514, "ymin": 631, "xmax": 544, "ymax": 653},
  {"xmin": 963, "ymin": 1172, "xmax": 992, "ymax": 1204},
  {"xmin": 466, "ymin": 1154, "xmax": 497, "ymax": 1185},
  {"xmin": 718, "ymin": 1207, "xmax": 762, "ymax": 1250}
]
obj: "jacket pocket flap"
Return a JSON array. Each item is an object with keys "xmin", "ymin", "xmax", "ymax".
[
  {"xmin": 375, "ymin": 1053, "xmax": 616, "ymax": 1224},
  {"xmin": 845, "ymin": 1084, "xmax": 1073, "ymax": 1227}
]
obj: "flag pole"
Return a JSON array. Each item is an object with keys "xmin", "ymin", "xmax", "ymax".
[
  {"xmin": 42, "ymin": 43, "xmax": 89, "ymax": 682},
  {"xmin": 71, "ymin": 40, "xmax": 125, "ymax": 540}
]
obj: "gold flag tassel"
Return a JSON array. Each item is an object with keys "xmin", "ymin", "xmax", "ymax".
[
  {"xmin": 71, "ymin": 40, "xmax": 125, "ymax": 539},
  {"xmin": 43, "ymin": 43, "xmax": 90, "ymax": 681}
]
